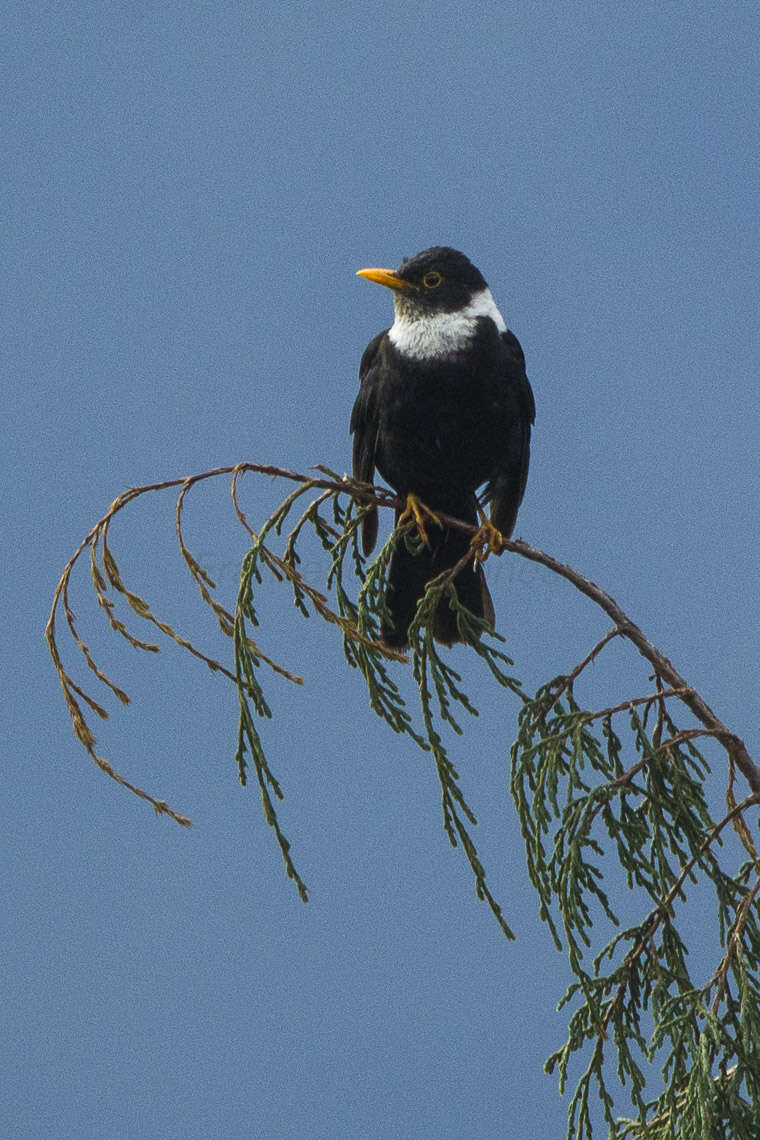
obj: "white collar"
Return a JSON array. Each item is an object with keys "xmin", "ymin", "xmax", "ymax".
[{"xmin": 388, "ymin": 287, "xmax": 506, "ymax": 361}]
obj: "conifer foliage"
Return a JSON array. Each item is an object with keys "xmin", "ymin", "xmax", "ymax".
[{"xmin": 47, "ymin": 463, "xmax": 760, "ymax": 1138}]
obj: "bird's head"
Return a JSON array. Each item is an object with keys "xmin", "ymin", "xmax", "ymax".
[{"xmin": 357, "ymin": 247, "xmax": 488, "ymax": 320}]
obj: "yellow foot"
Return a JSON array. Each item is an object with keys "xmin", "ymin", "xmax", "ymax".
[
  {"xmin": 471, "ymin": 511, "xmax": 506, "ymax": 562},
  {"xmin": 398, "ymin": 492, "xmax": 441, "ymax": 547}
]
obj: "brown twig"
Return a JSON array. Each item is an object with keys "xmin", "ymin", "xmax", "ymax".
[
  {"xmin": 47, "ymin": 464, "xmax": 757, "ymax": 829},
  {"xmin": 708, "ymin": 874, "xmax": 760, "ymax": 1014},
  {"xmin": 543, "ymin": 628, "xmax": 625, "ymax": 711},
  {"xmin": 429, "ymin": 508, "xmax": 758, "ymax": 797},
  {"xmin": 504, "ymin": 538, "xmax": 759, "ymax": 795}
]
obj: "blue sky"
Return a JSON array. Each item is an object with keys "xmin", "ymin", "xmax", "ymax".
[{"xmin": 6, "ymin": 3, "xmax": 760, "ymax": 1137}]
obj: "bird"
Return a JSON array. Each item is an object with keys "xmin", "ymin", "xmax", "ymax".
[{"xmin": 350, "ymin": 245, "xmax": 535, "ymax": 648}]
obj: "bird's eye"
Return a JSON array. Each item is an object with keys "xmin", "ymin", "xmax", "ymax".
[{"xmin": 423, "ymin": 272, "xmax": 443, "ymax": 289}]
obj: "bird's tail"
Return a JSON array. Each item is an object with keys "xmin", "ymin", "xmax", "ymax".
[{"xmin": 381, "ymin": 510, "xmax": 494, "ymax": 649}]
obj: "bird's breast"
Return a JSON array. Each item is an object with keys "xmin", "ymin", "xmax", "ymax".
[{"xmin": 373, "ymin": 355, "xmax": 502, "ymax": 505}]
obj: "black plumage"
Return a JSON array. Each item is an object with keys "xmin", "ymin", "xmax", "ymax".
[{"xmin": 350, "ymin": 247, "xmax": 535, "ymax": 648}]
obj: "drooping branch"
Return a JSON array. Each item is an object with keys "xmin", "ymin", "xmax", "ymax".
[
  {"xmin": 47, "ymin": 461, "xmax": 757, "ymax": 826},
  {"xmin": 45, "ymin": 465, "xmax": 396, "ymax": 821},
  {"xmin": 47, "ymin": 460, "xmax": 760, "ymax": 1138},
  {"xmin": 508, "ymin": 539, "xmax": 758, "ymax": 795},
  {"xmin": 430, "ymin": 507, "xmax": 759, "ymax": 798}
]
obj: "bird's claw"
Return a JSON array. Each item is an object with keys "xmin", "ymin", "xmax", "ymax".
[
  {"xmin": 398, "ymin": 492, "xmax": 441, "ymax": 547},
  {"xmin": 471, "ymin": 513, "xmax": 506, "ymax": 562}
]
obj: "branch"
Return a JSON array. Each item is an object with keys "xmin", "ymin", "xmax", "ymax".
[
  {"xmin": 47, "ymin": 460, "xmax": 760, "ymax": 1137},
  {"xmin": 433, "ymin": 507, "xmax": 759, "ymax": 797},
  {"xmin": 507, "ymin": 538, "xmax": 758, "ymax": 795}
]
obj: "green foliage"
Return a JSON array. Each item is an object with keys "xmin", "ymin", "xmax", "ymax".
[
  {"xmin": 47, "ymin": 463, "xmax": 760, "ymax": 1139},
  {"xmin": 229, "ymin": 475, "xmax": 760, "ymax": 1136},
  {"xmin": 513, "ymin": 670, "xmax": 760, "ymax": 1138},
  {"xmin": 233, "ymin": 474, "xmax": 523, "ymax": 938}
]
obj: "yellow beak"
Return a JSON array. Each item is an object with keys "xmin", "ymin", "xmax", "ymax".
[{"xmin": 356, "ymin": 267, "xmax": 416, "ymax": 292}]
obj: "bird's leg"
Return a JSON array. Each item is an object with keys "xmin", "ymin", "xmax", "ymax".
[
  {"xmin": 397, "ymin": 492, "xmax": 441, "ymax": 547},
  {"xmin": 471, "ymin": 509, "xmax": 506, "ymax": 562}
]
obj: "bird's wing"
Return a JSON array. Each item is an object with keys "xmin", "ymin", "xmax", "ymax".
[
  {"xmin": 484, "ymin": 329, "xmax": 536, "ymax": 539},
  {"xmin": 350, "ymin": 330, "xmax": 386, "ymax": 554}
]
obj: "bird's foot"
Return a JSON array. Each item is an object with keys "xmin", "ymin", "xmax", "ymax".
[
  {"xmin": 398, "ymin": 492, "xmax": 441, "ymax": 547},
  {"xmin": 471, "ymin": 512, "xmax": 506, "ymax": 562}
]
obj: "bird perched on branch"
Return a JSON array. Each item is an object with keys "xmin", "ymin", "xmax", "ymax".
[{"xmin": 351, "ymin": 246, "xmax": 535, "ymax": 648}]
